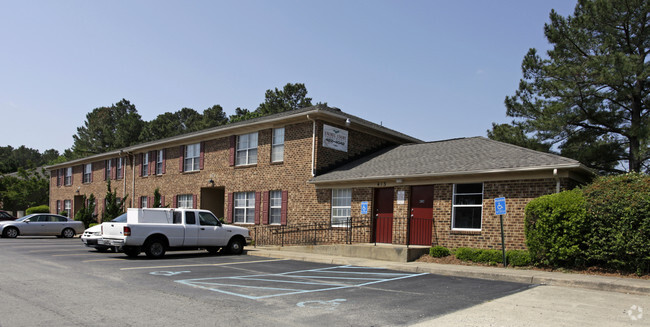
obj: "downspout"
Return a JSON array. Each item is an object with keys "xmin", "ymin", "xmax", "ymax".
[
  {"xmin": 307, "ymin": 115, "xmax": 316, "ymax": 177},
  {"xmin": 553, "ymin": 169, "xmax": 560, "ymax": 193}
]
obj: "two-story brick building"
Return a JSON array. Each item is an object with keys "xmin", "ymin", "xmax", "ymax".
[{"xmin": 47, "ymin": 105, "xmax": 591, "ymax": 249}]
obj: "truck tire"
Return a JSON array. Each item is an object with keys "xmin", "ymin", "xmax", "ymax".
[
  {"xmin": 124, "ymin": 246, "xmax": 141, "ymax": 258},
  {"xmin": 144, "ymin": 239, "xmax": 166, "ymax": 259},
  {"xmin": 226, "ymin": 238, "xmax": 244, "ymax": 255}
]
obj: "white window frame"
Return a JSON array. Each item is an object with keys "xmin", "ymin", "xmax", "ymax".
[
  {"xmin": 177, "ymin": 194, "xmax": 193, "ymax": 209},
  {"xmin": 64, "ymin": 200, "xmax": 71, "ymax": 217},
  {"xmin": 331, "ymin": 189, "xmax": 351, "ymax": 227},
  {"xmin": 65, "ymin": 167, "xmax": 72, "ymax": 185},
  {"xmin": 142, "ymin": 153, "xmax": 149, "ymax": 177},
  {"xmin": 105, "ymin": 160, "xmax": 112, "ymax": 180},
  {"xmin": 269, "ymin": 190, "xmax": 282, "ymax": 225},
  {"xmin": 83, "ymin": 163, "xmax": 92, "ymax": 183},
  {"xmin": 140, "ymin": 196, "xmax": 148, "ymax": 208},
  {"xmin": 236, "ymin": 132, "xmax": 258, "ymax": 166},
  {"xmin": 184, "ymin": 143, "xmax": 200, "ymax": 172},
  {"xmin": 234, "ymin": 192, "xmax": 255, "ymax": 224},
  {"xmin": 271, "ymin": 127, "xmax": 284, "ymax": 163},
  {"xmin": 156, "ymin": 149, "xmax": 164, "ymax": 175},
  {"xmin": 116, "ymin": 158, "xmax": 123, "ymax": 180},
  {"xmin": 451, "ymin": 183, "xmax": 484, "ymax": 231}
]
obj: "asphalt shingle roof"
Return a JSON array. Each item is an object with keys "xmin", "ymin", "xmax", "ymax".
[{"xmin": 311, "ymin": 137, "xmax": 586, "ymax": 183}]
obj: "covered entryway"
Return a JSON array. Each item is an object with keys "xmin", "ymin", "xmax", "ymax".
[
  {"xmin": 200, "ymin": 187, "xmax": 225, "ymax": 219},
  {"xmin": 373, "ymin": 187, "xmax": 394, "ymax": 244},
  {"xmin": 409, "ymin": 185, "xmax": 433, "ymax": 246}
]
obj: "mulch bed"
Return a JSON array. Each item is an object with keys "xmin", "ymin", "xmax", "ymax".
[{"xmin": 415, "ymin": 254, "xmax": 650, "ymax": 280}]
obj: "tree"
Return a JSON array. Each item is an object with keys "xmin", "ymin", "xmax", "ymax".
[
  {"xmin": 75, "ymin": 193, "xmax": 96, "ymax": 228},
  {"xmin": 256, "ymin": 83, "xmax": 313, "ymax": 115},
  {"xmin": 102, "ymin": 180, "xmax": 128, "ymax": 222},
  {"xmin": 493, "ymin": 0, "xmax": 650, "ymax": 173},
  {"xmin": 72, "ymin": 99, "xmax": 144, "ymax": 156},
  {"xmin": 487, "ymin": 123, "xmax": 551, "ymax": 153},
  {"xmin": 152, "ymin": 187, "xmax": 169, "ymax": 208},
  {"xmin": 201, "ymin": 105, "xmax": 229, "ymax": 129},
  {"xmin": 0, "ymin": 167, "xmax": 49, "ymax": 212}
]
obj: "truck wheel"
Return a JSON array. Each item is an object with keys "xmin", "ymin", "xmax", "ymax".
[
  {"xmin": 3, "ymin": 227, "xmax": 18, "ymax": 238},
  {"xmin": 206, "ymin": 247, "xmax": 221, "ymax": 255},
  {"xmin": 226, "ymin": 238, "xmax": 244, "ymax": 255},
  {"xmin": 124, "ymin": 247, "xmax": 141, "ymax": 258},
  {"xmin": 144, "ymin": 239, "xmax": 166, "ymax": 259}
]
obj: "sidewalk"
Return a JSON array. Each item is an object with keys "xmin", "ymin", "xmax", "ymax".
[{"xmin": 246, "ymin": 247, "xmax": 650, "ymax": 295}]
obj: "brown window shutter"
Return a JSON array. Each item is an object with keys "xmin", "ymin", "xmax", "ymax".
[
  {"xmin": 138, "ymin": 154, "xmax": 143, "ymax": 177},
  {"xmin": 262, "ymin": 191, "xmax": 269, "ymax": 225},
  {"xmin": 148, "ymin": 196, "xmax": 153, "ymax": 208},
  {"xmin": 229, "ymin": 136, "xmax": 235, "ymax": 166},
  {"xmin": 227, "ymin": 193, "xmax": 234, "ymax": 223},
  {"xmin": 149, "ymin": 151, "xmax": 155, "ymax": 176},
  {"xmin": 193, "ymin": 194, "xmax": 198, "ymax": 209},
  {"xmin": 119, "ymin": 159, "xmax": 124, "ymax": 179},
  {"xmin": 104, "ymin": 161, "xmax": 108, "ymax": 181},
  {"xmin": 199, "ymin": 142, "xmax": 205, "ymax": 170},
  {"xmin": 172, "ymin": 195, "xmax": 177, "ymax": 209},
  {"xmin": 71, "ymin": 167, "xmax": 74, "ymax": 185},
  {"xmin": 179, "ymin": 145, "xmax": 185, "ymax": 172},
  {"xmin": 56, "ymin": 169, "xmax": 61, "ymax": 186},
  {"xmin": 161, "ymin": 149, "xmax": 166, "ymax": 174},
  {"xmin": 90, "ymin": 164, "xmax": 93, "ymax": 183},
  {"xmin": 254, "ymin": 192, "xmax": 261, "ymax": 225},
  {"xmin": 281, "ymin": 190, "xmax": 288, "ymax": 226}
]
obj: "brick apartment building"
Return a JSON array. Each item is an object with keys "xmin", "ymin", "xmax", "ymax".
[{"xmin": 47, "ymin": 105, "xmax": 591, "ymax": 250}]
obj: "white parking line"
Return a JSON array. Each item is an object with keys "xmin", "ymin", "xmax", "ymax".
[{"xmin": 120, "ymin": 258, "xmax": 288, "ymax": 270}]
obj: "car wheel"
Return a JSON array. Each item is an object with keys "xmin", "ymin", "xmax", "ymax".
[
  {"xmin": 123, "ymin": 247, "xmax": 141, "ymax": 257},
  {"xmin": 3, "ymin": 227, "xmax": 18, "ymax": 238},
  {"xmin": 226, "ymin": 238, "xmax": 244, "ymax": 255},
  {"xmin": 206, "ymin": 247, "xmax": 221, "ymax": 255},
  {"xmin": 61, "ymin": 228, "xmax": 75, "ymax": 238},
  {"xmin": 144, "ymin": 239, "xmax": 166, "ymax": 259}
]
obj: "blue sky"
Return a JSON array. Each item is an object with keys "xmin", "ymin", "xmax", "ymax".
[{"xmin": 0, "ymin": 0, "xmax": 577, "ymax": 153}]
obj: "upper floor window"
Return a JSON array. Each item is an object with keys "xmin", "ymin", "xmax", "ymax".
[
  {"xmin": 236, "ymin": 132, "xmax": 258, "ymax": 166},
  {"xmin": 141, "ymin": 153, "xmax": 149, "ymax": 177},
  {"xmin": 184, "ymin": 143, "xmax": 200, "ymax": 172},
  {"xmin": 83, "ymin": 164, "xmax": 92, "ymax": 183},
  {"xmin": 156, "ymin": 149, "xmax": 164, "ymax": 175},
  {"xmin": 116, "ymin": 158, "xmax": 123, "ymax": 180},
  {"xmin": 452, "ymin": 183, "xmax": 484, "ymax": 230},
  {"xmin": 331, "ymin": 189, "xmax": 351, "ymax": 227},
  {"xmin": 65, "ymin": 167, "xmax": 72, "ymax": 185},
  {"xmin": 105, "ymin": 160, "xmax": 112, "ymax": 180},
  {"xmin": 271, "ymin": 128, "xmax": 284, "ymax": 162}
]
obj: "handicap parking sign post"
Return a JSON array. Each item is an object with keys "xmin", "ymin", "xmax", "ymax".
[{"xmin": 494, "ymin": 197, "xmax": 507, "ymax": 267}]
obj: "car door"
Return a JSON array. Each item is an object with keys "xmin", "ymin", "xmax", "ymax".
[
  {"xmin": 197, "ymin": 212, "xmax": 227, "ymax": 246},
  {"xmin": 22, "ymin": 215, "xmax": 47, "ymax": 235},
  {"xmin": 50, "ymin": 216, "xmax": 69, "ymax": 235},
  {"xmin": 182, "ymin": 211, "xmax": 199, "ymax": 247}
]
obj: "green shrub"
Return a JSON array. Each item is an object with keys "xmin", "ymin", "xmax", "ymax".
[
  {"xmin": 429, "ymin": 245, "xmax": 450, "ymax": 258},
  {"xmin": 524, "ymin": 188, "xmax": 587, "ymax": 267},
  {"xmin": 454, "ymin": 247, "xmax": 480, "ymax": 261},
  {"xmin": 582, "ymin": 173, "xmax": 650, "ymax": 274},
  {"xmin": 89, "ymin": 223, "xmax": 99, "ymax": 228},
  {"xmin": 477, "ymin": 249, "xmax": 503, "ymax": 265},
  {"xmin": 507, "ymin": 250, "xmax": 532, "ymax": 267},
  {"xmin": 26, "ymin": 205, "xmax": 49, "ymax": 214}
]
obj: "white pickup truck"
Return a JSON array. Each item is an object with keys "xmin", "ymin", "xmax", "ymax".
[{"xmin": 100, "ymin": 208, "xmax": 251, "ymax": 258}]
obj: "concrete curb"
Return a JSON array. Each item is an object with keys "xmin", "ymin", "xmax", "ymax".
[{"xmin": 246, "ymin": 248, "xmax": 650, "ymax": 295}]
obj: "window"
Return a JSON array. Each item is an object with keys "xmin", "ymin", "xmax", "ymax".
[
  {"xmin": 331, "ymin": 189, "xmax": 351, "ymax": 227},
  {"xmin": 269, "ymin": 190, "xmax": 282, "ymax": 224},
  {"xmin": 140, "ymin": 196, "xmax": 148, "ymax": 208},
  {"xmin": 452, "ymin": 183, "xmax": 484, "ymax": 230},
  {"xmin": 116, "ymin": 158, "xmax": 123, "ymax": 180},
  {"xmin": 64, "ymin": 200, "xmax": 71, "ymax": 217},
  {"xmin": 199, "ymin": 212, "xmax": 221, "ymax": 226},
  {"xmin": 234, "ymin": 192, "xmax": 255, "ymax": 224},
  {"xmin": 65, "ymin": 167, "xmax": 72, "ymax": 185},
  {"xmin": 184, "ymin": 143, "xmax": 200, "ymax": 172},
  {"xmin": 236, "ymin": 132, "xmax": 258, "ymax": 166},
  {"xmin": 156, "ymin": 149, "xmax": 164, "ymax": 175},
  {"xmin": 83, "ymin": 164, "xmax": 92, "ymax": 183},
  {"xmin": 141, "ymin": 153, "xmax": 149, "ymax": 177},
  {"xmin": 177, "ymin": 194, "xmax": 194, "ymax": 209},
  {"xmin": 105, "ymin": 160, "xmax": 112, "ymax": 180},
  {"xmin": 271, "ymin": 128, "xmax": 284, "ymax": 162}
]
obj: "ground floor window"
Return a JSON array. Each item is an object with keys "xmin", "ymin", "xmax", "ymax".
[
  {"xmin": 331, "ymin": 188, "xmax": 351, "ymax": 227},
  {"xmin": 452, "ymin": 183, "xmax": 483, "ymax": 230},
  {"xmin": 269, "ymin": 190, "xmax": 282, "ymax": 224},
  {"xmin": 64, "ymin": 200, "xmax": 72, "ymax": 217},
  {"xmin": 234, "ymin": 192, "xmax": 255, "ymax": 224},
  {"xmin": 140, "ymin": 196, "xmax": 148, "ymax": 208},
  {"xmin": 177, "ymin": 194, "xmax": 194, "ymax": 209}
]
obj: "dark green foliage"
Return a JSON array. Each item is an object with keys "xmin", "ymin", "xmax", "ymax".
[
  {"xmin": 75, "ymin": 194, "xmax": 96, "ymax": 229},
  {"xmin": 507, "ymin": 250, "xmax": 532, "ymax": 267},
  {"xmin": 102, "ymin": 180, "xmax": 128, "ymax": 222},
  {"xmin": 256, "ymin": 83, "xmax": 312, "ymax": 115},
  {"xmin": 152, "ymin": 188, "xmax": 168, "ymax": 208},
  {"xmin": 0, "ymin": 146, "xmax": 60, "ymax": 174},
  {"xmin": 429, "ymin": 245, "xmax": 450, "ymax": 258},
  {"xmin": 0, "ymin": 168, "xmax": 49, "ymax": 213},
  {"xmin": 454, "ymin": 248, "xmax": 481, "ymax": 262},
  {"xmin": 582, "ymin": 174, "xmax": 650, "ymax": 274},
  {"xmin": 26, "ymin": 205, "xmax": 49, "ymax": 214},
  {"xmin": 524, "ymin": 189, "xmax": 587, "ymax": 267},
  {"xmin": 453, "ymin": 248, "xmax": 527, "ymax": 266},
  {"xmin": 487, "ymin": 122, "xmax": 551, "ymax": 153},
  {"xmin": 493, "ymin": 0, "xmax": 650, "ymax": 173},
  {"xmin": 477, "ymin": 250, "xmax": 504, "ymax": 265}
]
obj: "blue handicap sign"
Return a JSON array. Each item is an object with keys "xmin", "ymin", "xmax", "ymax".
[
  {"xmin": 361, "ymin": 201, "xmax": 369, "ymax": 215},
  {"xmin": 494, "ymin": 197, "xmax": 507, "ymax": 215}
]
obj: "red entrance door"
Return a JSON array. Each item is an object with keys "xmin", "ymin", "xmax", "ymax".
[
  {"xmin": 409, "ymin": 185, "xmax": 434, "ymax": 245},
  {"xmin": 373, "ymin": 187, "xmax": 394, "ymax": 243}
]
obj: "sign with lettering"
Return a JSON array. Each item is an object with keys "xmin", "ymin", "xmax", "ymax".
[
  {"xmin": 361, "ymin": 201, "xmax": 368, "ymax": 215},
  {"xmin": 323, "ymin": 124, "xmax": 348, "ymax": 152}
]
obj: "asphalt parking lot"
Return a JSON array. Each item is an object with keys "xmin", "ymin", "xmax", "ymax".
[{"xmin": 0, "ymin": 237, "xmax": 532, "ymax": 326}]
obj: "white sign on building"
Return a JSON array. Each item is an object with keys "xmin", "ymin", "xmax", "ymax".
[{"xmin": 323, "ymin": 124, "xmax": 348, "ymax": 152}]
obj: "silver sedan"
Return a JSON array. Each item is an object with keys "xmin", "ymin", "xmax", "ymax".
[{"xmin": 0, "ymin": 214, "xmax": 85, "ymax": 238}]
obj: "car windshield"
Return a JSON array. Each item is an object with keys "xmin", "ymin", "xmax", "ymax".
[
  {"xmin": 111, "ymin": 213, "xmax": 127, "ymax": 222},
  {"xmin": 16, "ymin": 214, "xmax": 37, "ymax": 222}
]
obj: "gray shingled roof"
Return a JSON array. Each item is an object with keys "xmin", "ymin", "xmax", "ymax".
[{"xmin": 311, "ymin": 137, "xmax": 588, "ymax": 183}]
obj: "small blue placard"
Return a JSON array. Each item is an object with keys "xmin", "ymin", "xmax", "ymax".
[
  {"xmin": 361, "ymin": 201, "xmax": 369, "ymax": 215},
  {"xmin": 494, "ymin": 197, "xmax": 506, "ymax": 215}
]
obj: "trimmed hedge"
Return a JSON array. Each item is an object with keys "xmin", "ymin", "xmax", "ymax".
[
  {"xmin": 429, "ymin": 245, "xmax": 451, "ymax": 258},
  {"xmin": 452, "ymin": 247, "xmax": 531, "ymax": 267},
  {"xmin": 26, "ymin": 205, "xmax": 49, "ymax": 214},
  {"xmin": 524, "ymin": 189, "xmax": 587, "ymax": 267}
]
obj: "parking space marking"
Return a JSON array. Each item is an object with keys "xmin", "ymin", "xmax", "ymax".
[
  {"xmin": 28, "ymin": 249, "xmax": 87, "ymax": 253},
  {"xmin": 175, "ymin": 265, "xmax": 427, "ymax": 300},
  {"xmin": 52, "ymin": 253, "xmax": 99, "ymax": 257},
  {"xmin": 120, "ymin": 258, "xmax": 287, "ymax": 270},
  {"xmin": 83, "ymin": 258, "xmax": 123, "ymax": 262}
]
